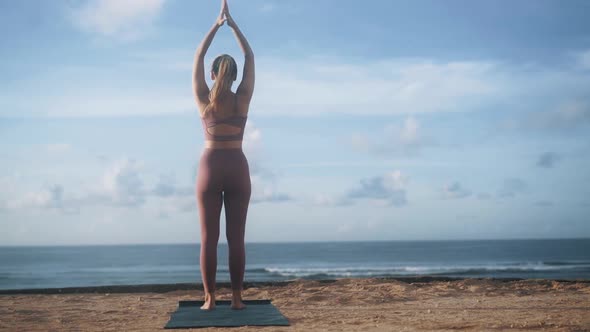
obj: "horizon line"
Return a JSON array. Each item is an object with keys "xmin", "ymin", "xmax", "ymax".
[{"xmin": 2, "ymin": 236, "xmax": 589, "ymax": 248}]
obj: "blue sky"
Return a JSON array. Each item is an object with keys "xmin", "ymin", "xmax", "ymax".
[{"xmin": 1, "ymin": 0, "xmax": 589, "ymax": 245}]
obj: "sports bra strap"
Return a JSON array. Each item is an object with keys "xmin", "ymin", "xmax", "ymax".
[{"xmin": 200, "ymin": 94, "xmax": 247, "ymax": 141}]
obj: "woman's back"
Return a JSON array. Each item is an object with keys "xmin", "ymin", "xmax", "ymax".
[
  {"xmin": 199, "ymin": 92, "xmax": 249, "ymax": 118},
  {"xmin": 200, "ymin": 92, "xmax": 248, "ymax": 142}
]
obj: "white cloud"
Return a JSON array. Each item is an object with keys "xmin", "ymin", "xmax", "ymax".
[
  {"xmin": 312, "ymin": 193, "xmax": 353, "ymax": 207},
  {"xmin": 534, "ymin": 200, "xmax": 554, "ymax": 207},
  {"xmin": 4, "ymin": 184, "xmax": 60, "ymax": 209},
  {"xmin": 576, "ymin": 49, "xmax": 590, "ymax": 70},
  {"xmin": 242, "ymin": 121, "xmax": 265, "ymax": 173},
  {"xmin": 88, "ymin": 159, "xmax": 196, "ymax": 213},
  {"xmin": 156, "ymin": 195, "xmax": 197, "ymax": 218},
  {"xmin": 0, "ymin": 158, "xmax": 194, "ymax": 215},
  {"xmin": 497, "ymin": 178, "xmax": 528, "ymax": 199},
  {"xmin": 259, "ymin": 3, "xmax": 276, "ymax": 13},
  {"xmin": 239, "ymin": 121, "xmax": 291, "ymax": 204},
  {"xmin": 250, "ymin": 175, "xmax": 291, "ymax": 203},
  {"xmin": 352, "ymin": 116, "xmax": 434, "ymax": 156},
  {"xmin": 536, "ymin": 152, "xmax": 561, "ymax": 168},
  {"xmin": 45, "ymin": 143, "xmax": 72, "ymax": 154},
  {"xmin": 336, "ymin": 223, "xmax": 353, "ymax": 233},
  {"xmin": 477, "ymin": 192, "xmax": 492, "ymax": 200},
  {"xmin": 6, "ymin": 51, "xmax": 590, "ymax": 118},
  {"xmin": 344, "ymin": 170, "xmax": 409, "ymax": 207},
  {"xmin": 254, "ymin": 56, "xmax": 501, "ymax": 116},
  {"xmin": 67, "ymin": 0, "xmax": 166, "ymax": 41},
  {"xmin": 350, "ymin": 133, "xmax": 372, "ymax": 153},
  {"xmin": 522, "ymin": 100, "xmax": 590, "ymax": 132},
  {"xmin": 399, "ymin": 117, "xmax": 420, "ymax": 145},
  {"xmin": 441, "ymin": 181, "xmax": 472, "ymax": 199},
  {"xmin": 0, "ymin": 62, "xmax": 191, "ymax": 118},
  {"xmin": 98, "ymin": 158, "xmax": 146, "ymax": 207},
  {"xmin": 151, "ymin": 174, "xmax": 192, "ymax": 198},
  {"xmin": 1, "ymin": 183, "xmax": 80, "ymax": 215}
]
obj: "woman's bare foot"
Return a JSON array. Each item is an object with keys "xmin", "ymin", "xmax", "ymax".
[
  {"xmin": 231, "ymin": 291, "xmax": 246, "ymax": 310},
  {"xmin": 200, "ymin": 292, "xmax": 216, "ymax": 310}
]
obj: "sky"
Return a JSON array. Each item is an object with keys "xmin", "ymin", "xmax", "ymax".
[{"xmin": 1, "ymin": 0, "xmax": 589, "ymax": 246}]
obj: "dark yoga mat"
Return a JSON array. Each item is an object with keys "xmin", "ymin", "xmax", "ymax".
[{"xmin": 164, "ymin": 299, "xmax": 290, "ymax": 329}]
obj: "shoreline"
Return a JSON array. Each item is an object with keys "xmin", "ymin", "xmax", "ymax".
[{"xmin": 2, "ymin": 275, "xmax": 589, "ymax": 295}]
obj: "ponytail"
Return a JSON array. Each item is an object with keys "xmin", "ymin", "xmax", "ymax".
[{"xmin": 204, "ymin": 54, "xmax": 238, "ymax": 116}]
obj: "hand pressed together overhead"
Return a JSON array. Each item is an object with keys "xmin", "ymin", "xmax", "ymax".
[{"xmin": 217, "ymin": 0, "xmax": 236, "ymax": 29}]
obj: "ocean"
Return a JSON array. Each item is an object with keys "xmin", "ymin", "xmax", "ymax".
[{"xmin": 1, "ymin": 239, "xmax": 589, "ymax": 290}]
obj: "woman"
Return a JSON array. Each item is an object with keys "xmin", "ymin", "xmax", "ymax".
[{"xmin": 192, "ymin": 0, "xmax": 255, "ymax": 311}]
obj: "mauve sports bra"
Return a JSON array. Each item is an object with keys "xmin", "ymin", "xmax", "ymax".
[
  {"xmin": 201, "ymin": 114, "xmax": 247, "ymax": 142},
  {"xmin": 200, "ymin": 95, "xmax": 247, "ymax": 142}
]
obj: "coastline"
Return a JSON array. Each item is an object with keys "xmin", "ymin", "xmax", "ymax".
[
  {"xmin": 1, "ymin": 276, "xmax": 589, "ymax": 331},
  {"xmin": 1, "ymin": 275, "xmax": 589, "ymax": 295}
]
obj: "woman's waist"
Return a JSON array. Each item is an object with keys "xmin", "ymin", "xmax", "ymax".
[{"xmin": 203, "ymin": 140, "xmax": 244, "ymax": 150}]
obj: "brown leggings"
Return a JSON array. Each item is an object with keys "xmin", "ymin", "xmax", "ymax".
[{"xmin": 196, "ymin": 148, "xmax": 251, "ymax": 294}]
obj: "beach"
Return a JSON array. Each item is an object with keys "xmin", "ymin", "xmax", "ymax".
[{"xmin": 1, "ymin": 277, "xmax": 589, "ymax": 331}]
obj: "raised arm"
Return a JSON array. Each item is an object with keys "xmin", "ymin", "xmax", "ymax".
[
  {"xmin": 192, "ymin": 4, "xmax": 227, "ymax": 105},
  {"xmin": 225, "ymin": 2, "xmax": 255, "ymax": 101}
]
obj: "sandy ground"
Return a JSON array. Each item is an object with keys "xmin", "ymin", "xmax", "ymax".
[{"xmin": 1, "ymin": 277, "xmax": 589, "ymax": 332}]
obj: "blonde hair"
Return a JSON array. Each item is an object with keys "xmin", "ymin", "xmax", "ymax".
[{"xmin": 203, "ymin": 54, "xmax": 238, "ymax": 116}]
